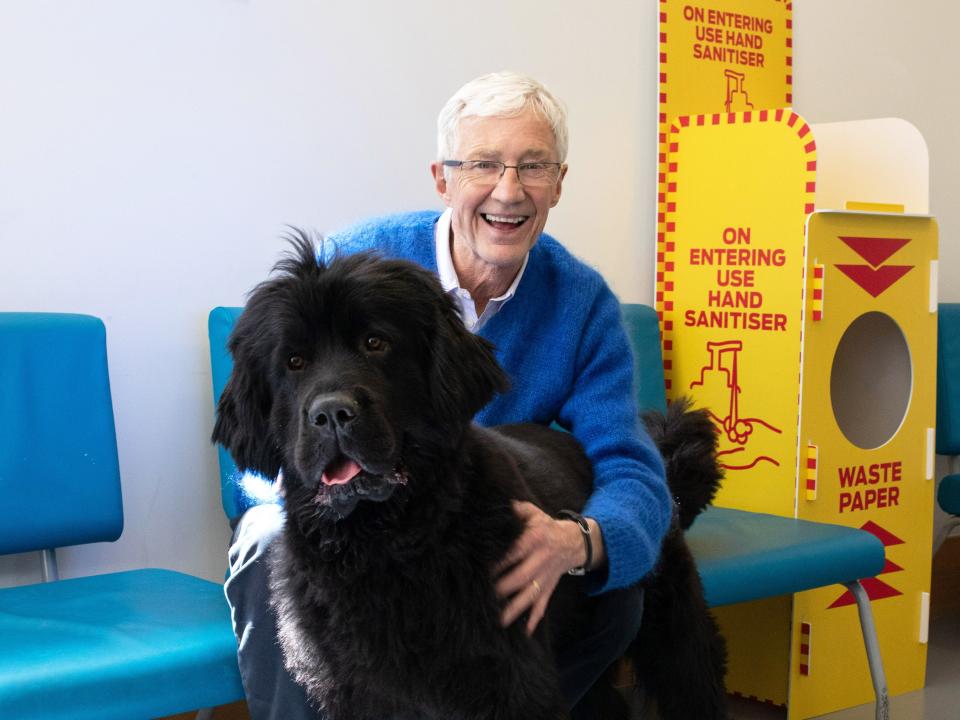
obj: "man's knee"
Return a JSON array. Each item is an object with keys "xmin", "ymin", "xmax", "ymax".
[
  {"xmin": 598, "ymin": 586, "xmax": 645, "ymax": 658},
  {"xmin": 227, "ymin": 502, "xmax": 285, "ymax": 578}
]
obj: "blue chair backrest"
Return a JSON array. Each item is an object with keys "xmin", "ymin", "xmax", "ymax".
[
  {"xmin": 621, "ymin": 303, "xmax": 668, "ymax": 414},
  {"xmin": 937, "ymin": 303, "xmax": 960, "ymax": 455},
  {"xmin": 208, "ymin": 307, "xmax": 245, "ymax": 520},
  {"xmin": 0, "ymin": 313, "xmax": 123, "ymax": 555},
  {"xmin": 209, "ymin": 303, "xmax": 666, "ymax": 520}
]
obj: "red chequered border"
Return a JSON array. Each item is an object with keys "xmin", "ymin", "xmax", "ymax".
[
  {"xmin": 799, "ymin": 621, "xmax": 812, "ymax": 676},
  {"xmin": 785, "ymin": 3, "xmax": 794, "ymax": 106},
  {"xmin": 657, "ymin": 110, "xmax": 817, "ymax": 396},
  {"xmin": 805, "ymin": 444, "xmax": 819, "ymax": 501},
  {"xmin": 811, "ymin": 264, "xmax": 825, "ymax": 321}
]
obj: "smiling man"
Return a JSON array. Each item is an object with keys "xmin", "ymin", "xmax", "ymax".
[{"xmin": 224, "ymin": 72, "xmax": 671, "ymax": 720}]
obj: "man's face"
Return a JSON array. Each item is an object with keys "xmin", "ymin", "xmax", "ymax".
[{"xmin": 431, "ymin": 109, "xmax": 567, "ymax": 279}]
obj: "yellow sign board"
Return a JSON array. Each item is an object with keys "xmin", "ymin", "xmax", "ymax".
[
  {"xmin": 660, "ymin": 110, "xmax": 815, "ymax": 513},
  {"xmin": 657, "ymin": 0, "xmax": 794, "ymax": 332},
  {"xmin": 789, "ymin": 211, "xmax": 937, "ymax": 718},
  {"xmin": 659, "ymin": 112, "xmax": 938, "ymax": 717},
  {"xmin": 658, "ymin": 0, "xmax": 793, "ymax": 119}
]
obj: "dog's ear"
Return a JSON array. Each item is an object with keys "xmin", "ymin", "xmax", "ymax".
[
  {"xmin": 212, "ymin": 234, "xmax": 324, "ymax": 478},
  {"xmin": 430, "ymin": 295, "xmax": 509, "ymax": 429},
  {"xmin": 212, "ymin": 308, "xmax": 283, "ymax": 480}
]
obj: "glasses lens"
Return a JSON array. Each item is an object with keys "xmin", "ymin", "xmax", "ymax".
[
  {"xmin": 460, "ymin": 161, "xmax": 504, "ymax": 182},
  {"xmin": 518, "ymin": 163, "xmax": 560, "ymax": 186}
]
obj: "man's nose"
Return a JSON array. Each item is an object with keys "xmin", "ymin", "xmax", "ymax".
[{"xmin": 490, "ymin": 166, "xmax": 526, "ymax": 202}]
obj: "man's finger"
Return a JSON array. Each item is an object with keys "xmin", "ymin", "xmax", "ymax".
[
  {"xmin": 500, "ymin": 578, "xmax": 548, "ymax": 628},
  {"xmin": 494, "ymin": 555, "xmax": 541, "ymax": 598},
  {"xmin": 526, "ymin": 591, "xmax": 549, "ymax": 635}
]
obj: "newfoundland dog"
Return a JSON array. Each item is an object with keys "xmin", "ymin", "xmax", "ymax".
[{"xmin": 212, "ymin": 236, "xmax": 727, "ymax": 720}]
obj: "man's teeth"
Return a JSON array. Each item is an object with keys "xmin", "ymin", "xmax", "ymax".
[{"xmin": 484, "ymin": 214, "xmax": 526, "ymax": 224}]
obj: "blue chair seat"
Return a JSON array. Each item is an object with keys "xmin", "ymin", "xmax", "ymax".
[
  {"xmin": 939, "ymin": 475, "xmax": 960, "ymax": 516},
  {"xmin": 0, "ymin": 568, "xmax": 242, "ymax": 720},
  {"xmin": 689, "ymin": 507, "xmax": 886, "ymax": 607}
]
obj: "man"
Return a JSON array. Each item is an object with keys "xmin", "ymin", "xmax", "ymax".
[{"xmin": 225, "ymin": 71, "xmax": 671, "ymax": 720}]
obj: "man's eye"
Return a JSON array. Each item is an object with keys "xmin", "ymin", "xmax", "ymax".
[
  {"xmin": 520, "ymin": 163, "xmax": 548, "ymax": 171},
  {"xmin": 365, "ymin": 335, "xmax": 388, "ymax": 353},
  {"xmin": 468, "ymin": 161, "xmax": 500, "ymax": 171},
  {"xmin": 287, "ymin": 355, "xmax": 306, "ymax": 371}
]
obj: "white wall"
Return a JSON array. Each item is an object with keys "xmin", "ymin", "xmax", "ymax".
[{"xmin": 1, "ymin": 1, "xmax": 956, "ymax": 585}]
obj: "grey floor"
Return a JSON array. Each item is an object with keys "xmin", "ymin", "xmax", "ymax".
[{"xmin": 728, "ymin": 600, "xmax": 960, "ymax": 720}]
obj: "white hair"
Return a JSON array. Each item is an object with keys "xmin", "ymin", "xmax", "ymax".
[{"xmin": 436, "ymin": 71, "xmax": 569, "ymax": 163}]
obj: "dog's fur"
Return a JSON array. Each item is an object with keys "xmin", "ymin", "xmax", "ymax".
[
  {"xmin": 634, "ymin": 399, "xmax": 729, "ymax": 720},
  {"xmin": 213, "ymin": 237, "xmax": 727, "ymax": 719}
]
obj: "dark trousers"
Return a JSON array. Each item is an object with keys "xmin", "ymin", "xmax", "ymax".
[{"xmin": 225, "ymin": 503, "xmax": 644, "ymax": 720}]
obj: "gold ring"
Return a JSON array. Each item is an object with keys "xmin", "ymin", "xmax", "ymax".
[{"xmin": 531, "ymin": 579, "xmax": 542, "ymax": 595}]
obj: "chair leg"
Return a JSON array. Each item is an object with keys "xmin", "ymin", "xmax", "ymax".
[
  {"xmin": 195, "ymin": 709, "xmax": 214, "ymax": 720},
  {"xmin": 41, "ymin": 548, "xmax": 59, "ymax": 582},
  {"xmin": 843, "ymin": 580, "xmax": 889, "ymax": 720}
]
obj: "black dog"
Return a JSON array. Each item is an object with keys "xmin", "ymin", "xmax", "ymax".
[
  {"xmin": 213, "ymin": 237, "xmax": 727, "ymax": 719},
  {"xmin": 633, "ymin": 399, "xmax": 729, "ymax": 720}
]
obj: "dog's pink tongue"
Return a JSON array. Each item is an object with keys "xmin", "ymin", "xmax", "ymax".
[{"xmin": 321, "ymin": 456, "xmax": 363, "ymax": 486}]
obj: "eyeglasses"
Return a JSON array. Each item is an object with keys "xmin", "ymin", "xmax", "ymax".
[{"xmin": 442, "ymin": 159, "xmax": 563, "ymax": 187}]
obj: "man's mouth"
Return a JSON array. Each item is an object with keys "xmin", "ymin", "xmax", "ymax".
[{"xmin": 482, "ymin": 213, "xmax": 529, "ymax": 229}]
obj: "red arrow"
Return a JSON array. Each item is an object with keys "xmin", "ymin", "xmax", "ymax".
[
  {"xmin": 860, "ymin": 520, "xmax": 905, "ymax": 547},
  {"xmin": 835, "ymin": 264, "xmax": 913, "ymax": 298},
  {"xmin": 829, "ymin": 577, "xmax": 903, "ymax": 608},
  {"xmin": 839, "ymin": 236, "xmax": 910, "ymax": 267}
]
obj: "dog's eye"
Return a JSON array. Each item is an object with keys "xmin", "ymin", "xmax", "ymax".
[
  {"xmin": 364, "ymin": 335, "xmax": 388, "ymax": 353},
  {"xmin": 287, "ymin": 355, "xmax": 306, "ymax": 371}
]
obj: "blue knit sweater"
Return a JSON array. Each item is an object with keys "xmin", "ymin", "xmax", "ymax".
[{"xmin": 328, "ymin": 210, "xmax": 671, "ymax": 592}]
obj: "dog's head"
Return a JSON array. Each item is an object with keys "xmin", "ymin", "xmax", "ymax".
[{"xmin": 212, "ymin": 232, "xmax": 508, "ymax": 519}]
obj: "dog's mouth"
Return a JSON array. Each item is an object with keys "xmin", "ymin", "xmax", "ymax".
[
  {"xmin": 311, "ymin": 453, "xmax": 409, "ymax": 516},
  {"xmin": 321, "ymin": 453, "xmax": 364, "ymax": 487}
]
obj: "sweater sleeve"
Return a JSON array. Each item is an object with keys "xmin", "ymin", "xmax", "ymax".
[{"xmin": 557, "ymin": 285, "xmax": 672, "ymax": 593}]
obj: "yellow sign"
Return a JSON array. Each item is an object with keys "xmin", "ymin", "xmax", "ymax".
[
  {"xmin": 660, "ymin": 111, "xmax": 939, "ymax": 717},
  {"xmin": 657, "ymin": 0, "xmax": 794, "ymax": 330},
  {"xmin": 789, "ymin": 211, "xmax": 938, "ymax": 719},
  {"xmin": 659, "ymin": 110, "xmax": 815, "ymax": 513},
  {"xmin": 658, "ymin": 0, "xmax": 793, "ymax": 119}
]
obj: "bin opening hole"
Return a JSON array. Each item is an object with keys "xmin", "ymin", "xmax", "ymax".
[{"xmin": 830, "ymin": 311, "xmax": 912, "ymax": 450}]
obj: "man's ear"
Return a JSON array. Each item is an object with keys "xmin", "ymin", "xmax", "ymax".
[
  {"xmin": 549, "ymin": 163, "xmax": 568, "ymax": 208},
  {"xmin": 431, "ymin": 162, "xmax": 452, "ymax": 206}
]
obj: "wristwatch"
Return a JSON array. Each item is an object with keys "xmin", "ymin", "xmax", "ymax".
[{"xmin": 557, "ymin": 509, "xmax": 592, "ymax": 576}]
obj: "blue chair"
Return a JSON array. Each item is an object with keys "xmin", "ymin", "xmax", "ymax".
[
  {"xmin": 209, "ymin": 303, "xmax": 889, "ymax": 720},
  {"xmin": 0, "ymin": 313, "xmax": 243, "ymax": 720},
  {"xmin": 936, "ymin": 303, "xmax": 960, "ymax": 550},
  {"xmin": 209, "ymin": 306, "xmax": 246, "ymax": 522}
]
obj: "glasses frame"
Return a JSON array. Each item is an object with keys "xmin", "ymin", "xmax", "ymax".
[{"xmin": 442, "ymin": 159, "xmax": 564, "ymax": 187}]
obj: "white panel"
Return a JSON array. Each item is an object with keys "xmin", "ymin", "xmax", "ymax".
[
  {"xmin": 810, "ymin": 118, "xmax": 929, "ymax": 214},
  {"xmin": 919, "ymin": 592, "xmax": 930, "ymax": 644}
]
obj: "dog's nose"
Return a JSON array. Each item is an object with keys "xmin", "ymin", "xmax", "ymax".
[{"xmin": 308, "ymin": 393, "xmax": 359, "ymax": 430}]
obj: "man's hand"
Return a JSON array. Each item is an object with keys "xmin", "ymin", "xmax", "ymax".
[{"xmin": 493, "ymin": 501, "xmax": 590, "ymax": 635}]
